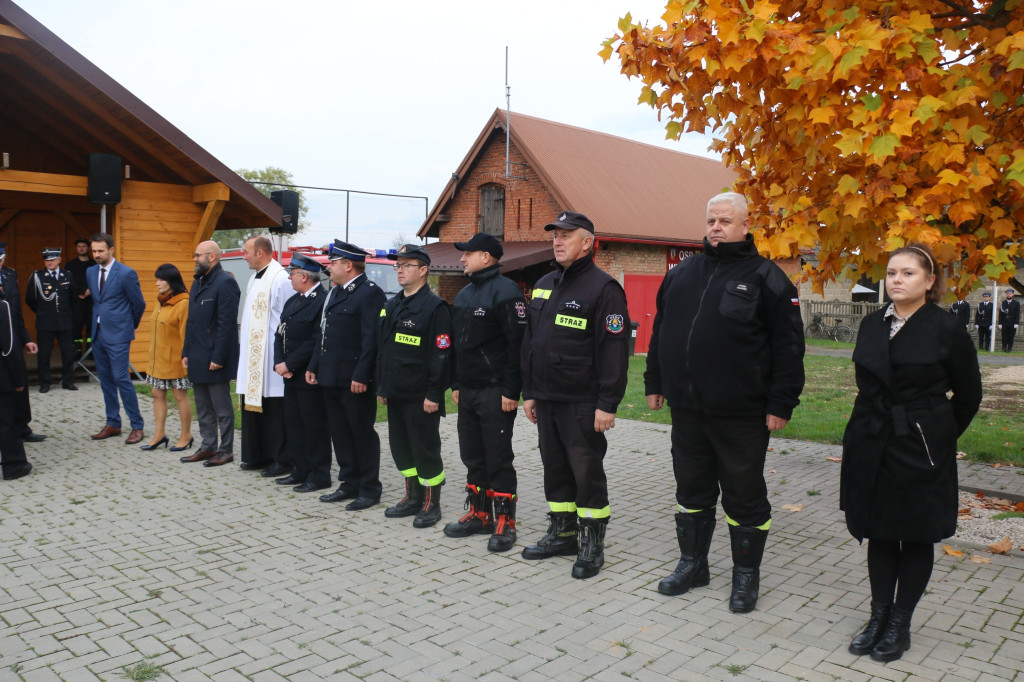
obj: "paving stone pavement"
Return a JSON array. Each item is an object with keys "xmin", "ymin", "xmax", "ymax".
[{"xmin": 1, "ymin": 383, "xmax": 1022, "ymax": 681}]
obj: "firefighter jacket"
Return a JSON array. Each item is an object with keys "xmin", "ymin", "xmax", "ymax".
[
  {"xmin": 451, "ymin": 264, "xmax": 527, "ymax": 398},
  {"xmin": 376, "ymin": 285, "xmax": 452, "ymax": 406},
  {"xmin": 521, "ymin": 256, "xmax": 630, "ymax": 414},
  {"xmin": 273, "ymin": 283, "xmax": 327, "ymax": 387},
  {"xmin": 26, "ymin": 268, "xmax": 74, "ymax": 331},
  {"xmin": 308, "ymin": 274, "xmax": 385, "ymax": 388},
  {"xmin": 644, "ymin": 235, "xmax": 805, "ymax": 420}
]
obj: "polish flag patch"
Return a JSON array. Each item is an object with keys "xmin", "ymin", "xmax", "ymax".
[
  {"xmin": 436, "ymin": 334, "xmax": 451, "ymax": 349},
  {"xmin": 791, "ymin": 298, "xmax": 800, "ymax": 306}
]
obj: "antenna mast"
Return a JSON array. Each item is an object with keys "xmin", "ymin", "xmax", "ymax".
[{"xmin": 505, "ymin": 46, "xmax": 510, "ymax": 179}]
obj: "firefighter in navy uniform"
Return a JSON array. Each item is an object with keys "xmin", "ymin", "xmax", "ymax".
[
  {"xmin": 644, "ymin": 192, "xmax": 805, "ymax": 614},
  {"xmin": 307, "ymin": 240, "xmax": 387, "ymax": 511},
  {"xmin": 377, "ymin": 244, "xmax": 453, "ymax": 528},
  {"xmin": 949, "ymin": 297, "xmax": 970, "ymax": 331},
  {"xmin": 998, "ymin": 288, "xmax": 1020, "ymax": 352},
  {"xmin": 0, "ymin": 242, "xmax": 44, "ymax": 444},
  {"xmin": 443, "ymin": 233, "xmax": 527, "ymax": 552},
  {"xmin": 26, "ymin": 247, "xmax": 77, "ymax": 392},
  {"xmin": 975, "ymin": 291, "xmax": 993, "ymax": 350},
  {"xmin": 520, "ymin": 211, "xmax": 630, "ymax": 580},
  {"xmin": 272, "ymin": 253, "xmax": 330, "ymax": 493},
  {"xmin": 1, "ymin": 242, "xmax": 34, "ymax": 481}
]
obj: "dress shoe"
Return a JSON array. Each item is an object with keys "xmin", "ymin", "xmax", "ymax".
[
  {"xmin": 260, "ymin": 464, "xmax": 292, "ymax": 478},
  {"xmin": 62, "ymin": 384, "xmax": 78, "ymax": 391},
  {"xmin": 239, "ymin": 461, "xmax": 270, "ymax": 471},
  {"xmin": 39, "ymin": 384, "xmax": 50, "ymax": 394},
  {"xmin": 124, "ymin": 429, "xmax": 144, "ymax": 445},
  {"xmin": 275, "ymin": 474, "xmax": 303, "ymax": 486},
  {"xmin": 140, "ymin": 436, "xmax": 169, "ymax": 451},
  {"xmin": 294, "ymin": 481, "xmax": 332, "ymax": 493},
  {"xmin": 2, "ymin": 462, "xmax": 33, "ymax": 481},
  {"xmin": 319, "ymin": 488, "xmax": 357, "ymax": 503},
  {"xmin": 180, "ymin": 449, "xmax": 216, "ymax": 463},
  {"xmin": 22, "ymin": 433, "xmax": 47, "ymax": 443},
  {"xmin": 345, "ymin": 497, "xmax": 379, "ymax": 511},
  {"xmin": 203, "ymin": 452, "xmax": 234, "ymax": 467},
  {"xmin": 91, "ymin": 425, "xmax": 122, "ymax": 440},
  {"xmin": 169, "ymin": 437, "xmax": 194, "ymax": 452}
]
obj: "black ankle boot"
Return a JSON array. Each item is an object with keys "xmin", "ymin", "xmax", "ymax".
[
  {"xmin": 443, "ymin": 484, "xmax": 491, "ymax": 537},
  {"xmin": 385, "ymin": 477, "xmax": 423, "ymax": 518},
  {"xmin": 521, "ymin": 512, "xmax": 578, "ymax": 559},
  {"xmin": 728, "ymin": 524, "xmax": 768, "ymax": 613},
  {"xmin": 658, "ymin": 510, "xmax": 715, "ymax": 596},
  {"xmin": 571, "ymin": 518, "xmax": 607, "ymax": 579},
  {"xmin": 487, "ymin": 492, "xmax": 517, "ymax": 552},
  {"xmin": 870, "ymin": 605, "xmax": 912, "ymax": 662},
  {"xmin": 849, "ymin": 602, "xmax": 891, "ymax": 655},
  {"xmin": 413, "ymin": 483, "xmax": 443, "ymax": 528}
]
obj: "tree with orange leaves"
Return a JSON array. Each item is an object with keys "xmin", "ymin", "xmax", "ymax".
[{"xmin": 602, "ymin": 0, "xmax": 1024, "ymax": 295}]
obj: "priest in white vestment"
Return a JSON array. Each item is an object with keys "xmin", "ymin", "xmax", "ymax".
[{"xmin": 236, "ymin": 235, "xmax": 292, "ymax": 475}]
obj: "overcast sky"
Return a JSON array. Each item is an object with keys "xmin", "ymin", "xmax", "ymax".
[{"xmin": 20, "ymin": 0, "xmax": 717, "ymax": 247}]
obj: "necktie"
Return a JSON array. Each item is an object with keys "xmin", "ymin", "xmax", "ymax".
[{"xmin": 100, "ymin": 267, "xmax": 107, "ymax": 293}]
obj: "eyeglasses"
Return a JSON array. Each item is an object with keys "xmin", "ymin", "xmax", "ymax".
[{"xmin": 393, "ymin": 263, "xmax": 425, "ymax": 271}]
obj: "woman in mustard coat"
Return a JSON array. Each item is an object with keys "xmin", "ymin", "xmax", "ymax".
[{"xmin": 142, "ymin": 264, "xmax": 193, "ymax": 451}]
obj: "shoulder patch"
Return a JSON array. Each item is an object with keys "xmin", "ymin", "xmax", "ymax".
[
  {"xmin": 514, "ymin": 301, "xmax": 526, "ymax": 318},
  {"xmin": 605, "ymin": 314, "xmax": 625, "ymax": 334},
  {"xmin": 436, "ymin": 333, "xmax": 451, "ymax": 349}
]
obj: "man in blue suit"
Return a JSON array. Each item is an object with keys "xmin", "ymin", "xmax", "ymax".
[{"xmin": 87, "ymin": 233, "xmax": 147, "ymax": 444}]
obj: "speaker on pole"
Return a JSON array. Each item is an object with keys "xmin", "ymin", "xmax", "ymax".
[
  {"xmin": 270, "ymin": 189, "xmax": 299, "ymax": 234},
  {"xmin": 87, "ymin": 153, "xmax": 122, "ymax": 204}
]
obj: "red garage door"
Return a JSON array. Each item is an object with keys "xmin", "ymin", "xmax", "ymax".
[{"xmin": 624, "ymin": 274, "xmax": 664, "ymax": 354}]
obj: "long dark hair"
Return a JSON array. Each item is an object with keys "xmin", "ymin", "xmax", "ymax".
[
  {"xmin": 889, "ymin": 242, "xmax": 945, "ymax": 304},
  {"xmin": 154, "ymin": 263, "xmax": 188, "ymax": 296}
]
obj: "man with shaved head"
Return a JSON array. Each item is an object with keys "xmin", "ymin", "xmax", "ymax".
[{"xmin": 181, "ymin": 240, "xmax": 240, "ymax": 465}]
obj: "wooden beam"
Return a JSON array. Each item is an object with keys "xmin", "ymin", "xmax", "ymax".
[
  {"xmin": 0, "ymin": 170, "xmax": 89, "ymax": 196},
  {"xmin": 193, "ymin": 182, "xmax": 230, "ymax": 204},
  {"xmin": 55, "ymin": 210, "xmax": 87, "ymax": 234},
  {"xmin": 193, "ymin": 200, "xmax": 226, "ymax": 248},
  {"xmin": 0, "ymin": 24, "xmax": 29, "ymax": 40},
  {"xmin": 0, "ymin": 208, "xmax": 20, "ymax": 229}
]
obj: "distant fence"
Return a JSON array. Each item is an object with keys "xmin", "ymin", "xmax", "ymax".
[{"xmin": 800, "ymin": 299, "xmax": 885, "ymax": 340}]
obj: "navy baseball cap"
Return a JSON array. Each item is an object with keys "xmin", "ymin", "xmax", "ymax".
[
  {"xmin": 545, "ymin": 211, "xmax": 594, "ymax": 234},
  {"xmin": 288, "ymin": 252, "xmax": 324, "ymax": 274},
  {"xmin": 454, "ymin": 233, "xmax": 503, "ymax": 260},
  {"xmin": 328, "ymin": 240, "xmax": 367, "ymax": 262},
  {"xmin": 388, "ymin": 243, "xmax": 431, "ymax": 265}
]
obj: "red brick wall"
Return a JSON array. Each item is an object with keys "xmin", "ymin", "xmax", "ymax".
[{"xmin": 595, "ymin": 241, "xmax": 667, "ymax": 282}]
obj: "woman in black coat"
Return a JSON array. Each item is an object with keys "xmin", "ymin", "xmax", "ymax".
[{"xmin": 841, "ymin": 243, "xmax": 981, "ymax": 663}]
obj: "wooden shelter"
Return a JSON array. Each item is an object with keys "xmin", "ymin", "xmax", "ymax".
[{"xmin": 0, "ymin": 0, "xmax": 280, "ymax": 371}]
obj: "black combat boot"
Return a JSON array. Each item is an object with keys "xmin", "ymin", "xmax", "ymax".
[
  {"xmin": 728, "ymin": 524, "xmax": 768, "ymax": 613},
  {"xmin": 413, "ymin": 483, "xmax": 443, "ymax": 528},
  {"xmin": 849, "ymin": 601, "xmax": 891, "ymax": 655},
  {"xmin": 443, "ymin": 484, "xmax": 492, "ymax": 538},
  {"xmin": 384, "ymin": 476, "xmax": 423, "ymax": 518},
  {"xmin": 571, "ymin": 517, "xmax": 608, "ymax": 579},
  {"xmin": 488, "ymin": 492, "xmax": 517, "ymax": 552},
  {"xmin": 521, "ymin": 512, "xmax": 578, "ymax": 559},
  {"xmin": 657, "ymin": 510, "xmax": 716, "ymax": 596},
  {"xmin": 870, "ymin": 605, "xmax": 912, "ymax": 662}
]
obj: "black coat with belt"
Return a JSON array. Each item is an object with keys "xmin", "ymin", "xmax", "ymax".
[
  {"xmin": 840, "ymin": 303, "xmax": 982, "ymax": 543},
  {"xmin": 309, "ymin": 274, "xmax": 386, "ymax": 388},
  {"xmin": 182, "ymin": 263, "xmax": 240, "ymax": 384},
  {"xmin": 26, "ymin": 268, "xmax": 75, "ymax": 331},
  {"xmin": 273, "ymin": 283, "xmax": 326, "ymax": 387}
]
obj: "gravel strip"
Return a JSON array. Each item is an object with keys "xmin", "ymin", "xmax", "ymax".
[{"xmin": 953, "ymin": 490, "xmax": 1024, "ymax": 555}]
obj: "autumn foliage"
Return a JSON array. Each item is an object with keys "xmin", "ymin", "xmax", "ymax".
[{"xmin": 602, "ymin": 0, "xmax": 1024, "ymax": 295}]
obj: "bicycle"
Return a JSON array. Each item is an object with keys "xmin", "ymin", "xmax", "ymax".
[{"xmin": 805, "ymin": 313, "xmax": 854, "ymax": 343}]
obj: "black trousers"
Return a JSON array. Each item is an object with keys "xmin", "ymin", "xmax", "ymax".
[
  {"xmin": 36, "ymin": 328, "xmax": 75, "ymax": 387},
  {"xmin": 284, "ymin": 384, "xmax": 332, "ymax": 487},
  {"xmin": 1002, "ymin": 325, "xmax": 1016, "ymax": 351},
  {"xmin": 0, "ymin": 390, "xmax": 29, "ymax": 475},
  {"xmin": 534, "ymin": 399, "xmax": 608, "ymax": 517},
  {"xmin": 456, "ymin": 385, "xmax": 517, "ymax": 493},
  {"xmin": 71, "ymin": 300, "xmax": 92, "ymax": 346},
  {"xmin": 387, "ymin": 399, "xmax": 444, "ymax": 486},
  {"xmin": 670, "ymin": 408, "xmax": 771, "ymax": 527},
  {"xmin": 15, "ymin": 386, "xmax": 32, "ymax": 438},
  {"xmin": 977, "ymin": 325, "xmax": 991, "ymax": 350},
  {"xmin": 240, "ymin": 395, "xmax": 288, "ymax": 467},
  {"xmin": 323, "ymin": 385, "xmax": 381, "ymax": 498}
]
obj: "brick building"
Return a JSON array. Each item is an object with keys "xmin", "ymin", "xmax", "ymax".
[{"xmin": 417, "ymin": 109, "xmax": 736, "ymax": 353}]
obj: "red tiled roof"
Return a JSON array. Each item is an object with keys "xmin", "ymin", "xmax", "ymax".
[
  {"xmin": 423, "ymin": 240, "xmax": 551, "ymax": 273},
  {"xmin": 419, "ymin": 109, "xmax": 736, "ymax": 243}
]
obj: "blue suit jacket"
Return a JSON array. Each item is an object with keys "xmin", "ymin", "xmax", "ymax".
[{"xmin": 87, "ymin": 260, "xmax": 146, "ymax": 343}]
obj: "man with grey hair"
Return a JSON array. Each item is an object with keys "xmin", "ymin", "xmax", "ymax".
[{"xmin": 644, "ymin": 191, "xmax": 805, "ymax": 613}]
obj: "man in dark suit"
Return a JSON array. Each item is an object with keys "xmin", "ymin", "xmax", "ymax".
[
  {"xmin": 87, "ymin": 232, "xmax": 147, "ymax": 444},
  {"xmin": 26, "ymin": 247, "xmax": 77, "ymax": 392},
  {"xmin": 181, "ymin": 241, "xmax": 240, "ymax": 466},
  {"xmin": 307, "ymin": 240, "xmax": 386, "ymax": 510},
  {"xmin": 272, "ymin": 253, "xmax": 330, "ymax": 492},
  {"xmin": 65, "ymin": 238, "xmax": 95, "ymax": 358},
  {"xmin": 0, "ymin": 242, "xmax": 44, "ymax": 444},
  {"xmin": 975, "ymin": 291, "xmax": 993, "ymax": 350},
  {"xmin": 1, "ymin": 256, "xmax": 33, "ymax": 481},
  {"xmin": 999, "ymin": 288, "xmax": 1020, "ymax": 352},
  {"xmin": 949, "ymin": 297, "xmax": 970, "ymax": 331}
]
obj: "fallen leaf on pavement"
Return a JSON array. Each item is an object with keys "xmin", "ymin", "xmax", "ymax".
[
  {"xmin": 958, "ymin": 507, "xmax": 972, "ymax": 516},
  {"xmin": 781, "ymin": 504, "xmax": 803, "ymax": 512},
  {"xmin": 993, "ymin": 462, "xmax": 1004, "ymax": 467},
  {"xmin": 991, "ymin": 498, "xmax": 1013, "ymax": 507},
  {"xmin": 975, "ymin": 491, "xmax": 987, "ymax": 499},
  {"xmin": 988, "ymin": 537, "xmax": 1012, "ymax": 555},
  {"xmin": 970, "ymin": 556, "xmax": 992, "ymax": 564},
  {"xmin": 943, "ymin": 546, "xmax": 964, "ymax": 557},
  {"xmin": 767, "ymin": 447, "xmax": 774, "ymax": 452},
  {"xmin": 956, "ymin": 451, "xmax": 967, "ymax": 460},
  {"xmin": 768, "ymin": 470, "xmax": 776, "ymax": 474},
  {"xmin": 1016, "ymin": 502, "xmax": 1024, "ymax": 512},
  {"xmin": 825, "ymin": 456, "xmax": 842, "ymax": 462}
]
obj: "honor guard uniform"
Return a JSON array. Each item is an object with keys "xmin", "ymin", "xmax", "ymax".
[
  {"xmin": 272, "ymin": 253, "xmax": 331, "ymax": 492},
  {"xmin": 308, "ymin": 240, "xmax": 386, "ymax": 511},
  {"xmin": 1, "ymin": 242, "xmax": 34, "ymax": 480},
  {"xmin": 975, "ymin": 291, "xmax": 993, "ymax": 350},
  {"xmin": 520, "ymin": 212, "xmax": 630, "ymax": 579},
  {"xmin": 26, "ymin": 247, "xmax": 77, "ymax": 392},
  {"xmin": 998, "ymin": 288, "xmax": 1020, "ymax": 352},
  {"xmin": 377, "ymin": 243, "xmax": 453, "ymax": 528},
  {"xmin": 443, "ymin": 233, "xmax": 527, "ymax": 552},
  {"xmin": 949, "ymin": 298, "xmax": 970, "ymax": 330},
  {"xmin": 0, "ymin": 242, "xmax": 44, "ymax": 444}
]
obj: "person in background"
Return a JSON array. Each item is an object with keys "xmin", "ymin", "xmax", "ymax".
[
  {"xmin": 65, "ymin": 238, "xmax": 95, "ymax": 358},
  {"xmin": 974, "ymin": 291, "xmax": 993, "ymax": 351},
  {"xmin": 998, "ymin": 288, "xmax": 1020, "ymax": 352},
  {"xmin": 948, "ymin": 296, "xmax": 970, "ymax": 331},
  {"xmin": 0, "ymin": 241, "xmax": 35, "ymax": 480},
  {"xmin": 26, "ymin": 247, "xmax": 77, "ymax": 392},
  {"xmin": 141, "ymin": 264, "xmax": 192, "ymax": 452},
  {"xmin": 841, "ymin": 243, "xmax": 981, "ymax": 663},
  {"xmin": 0, "ymin": 243, "xmax": 44, "ymax": 444}
]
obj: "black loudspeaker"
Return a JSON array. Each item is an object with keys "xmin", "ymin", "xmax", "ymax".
[
  {"xmin": 87, "ymin": 153, "xmax": 122, "ymax": 204},
  {"xmin": 270, "ymin": 189, "xmax": 299, "ymax": 234}
]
